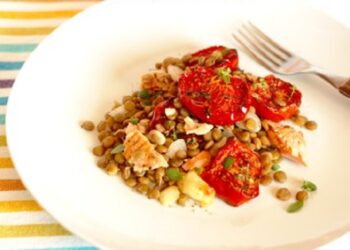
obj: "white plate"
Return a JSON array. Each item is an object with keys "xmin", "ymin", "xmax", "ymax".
[{"xmin": 6, "ymin": 0, "xmax": 350, "ymax": 249}]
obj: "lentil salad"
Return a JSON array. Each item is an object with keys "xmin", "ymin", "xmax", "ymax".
[{"xmin": 82, "ymin": 46, "xmax": 317, "ymax": 211}]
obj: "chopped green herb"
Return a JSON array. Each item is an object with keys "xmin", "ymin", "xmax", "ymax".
[
  {"xmin": 143, "ymin": 99, "xmax": 152, "ymax": 106},
  {"xmin": 261, "ymin": 80, "xmax": 268, "ymax": 90},
  {"xmin": 188, "ymin": 137, "xmax": 197, "ymax": 144},
  {"xmin": 220, "ymin": 48, "xmax": 230, "ymax": 57},
  {"xmin": 252, "ymin": 82, "xmax": 258, "ymax": 90},
  {"xmin": 171, "ymin": 130, "xmax": 178, "ymax": 140},
  {"xmin": 165, "ymin": 120, "xmax": 175, "ymax": 129},
  {"xmin": 271, "ymin": 164, "xmax": 281, "ymax": 171},
  {"xmin": 216, "ymin": 67, "xmax": 231, "ymax": 84},
  {"xmin": 166, "ymin": 168, "xmax": 182, "ymax": 181},
  {"xmin": 111, "ymin": 144, "xmax": 124, "ymax": 154},
  {"xmin": 287, "ymin": 201, "xmax": 304, "ymax": 213},
  {"xmin": 248, "ymin": 177, "xmax": 255, "ymax": 184},
  {"xmin": 302, "ymin": 180, "xmax": 317, "ymax": 192},
  {"xmin": 223, "ymin": 156, "xmax": 234, "ymax": 169},
  {"xmin": 138, "ymin": 90, "xmax": 150, "ymax": 99},
  {"xmin": 130, "ymin": 117, "xmax": 139, "ymax": 125}
]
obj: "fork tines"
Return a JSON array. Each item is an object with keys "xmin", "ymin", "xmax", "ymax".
[{"xmin": 233, "ymin": 22, "xmax": 292, "ymax": 71}]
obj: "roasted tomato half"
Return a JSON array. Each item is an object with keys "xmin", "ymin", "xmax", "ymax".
[
  {"xmin": 201, "ymin": 139, "xmax": 262, "ymax": 206},
  {"xmin": 186, "ymin": 46, "xmax": 239, "ymax": 71},
  {"xmin": 178, "ymin": 66, "xmax": 251, "ymax": 125},
  {"xmin": 251, "ymin": 75, "xmax": 302, "ymax": 121}
]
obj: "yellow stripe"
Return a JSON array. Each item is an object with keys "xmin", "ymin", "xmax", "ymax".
[
  {"xmin": 0, "ymin": 180, "xmax": 25, "ymax": 191},
  {"xmin": 0, "ymin": 224, "xmax": 70, "ymax": 238},
  {"xmin": 0, "ymin": 10, "xmax": 81, "ymax": 19},
  {"xmin": 0, "ymin": 136, "xmax": 6, "ymax": 146},
  {"xmin": 0, "ymin": 200, "xmax": 42, "ymax": 212},
  {"xmin": 0, "ymin": 27, "xmax": 55, "ymax": 36},
  {"xmin": 0, "ymin": 158, "xmax": 14, "ymax": 168}
]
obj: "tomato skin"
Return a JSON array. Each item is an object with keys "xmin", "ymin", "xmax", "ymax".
[
  {"xmin": 252, "ymin": 75, "xmax": 302, "ymax": 121},
  {"xmin": 201, "ymin": 139, "xmax": 262, "ymax": 206},
  {"xmin": 149, "ymin": 100, "xmax": 170, "ymax": 129},
  {"xmin": 187, "ymin": 46, "xmax": 239, "ymax": 71},
  {"xmin": 178, "ymin": 66, "xmax": 251, "ymax": 125}
]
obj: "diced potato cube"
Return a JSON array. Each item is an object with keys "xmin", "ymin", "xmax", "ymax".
[
  {"xmin": 159, "ymin": 186, "xmax": 180, "ymax": 206},
  {"xmin": 178, "ymin": 171, "xmax": 215, "ymax": 207}
]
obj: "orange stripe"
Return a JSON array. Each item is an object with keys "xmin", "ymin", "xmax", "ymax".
[
  {"xmin": 0, "ymin": 200, "xmax": 42, "ymax": 212},
  {"xmin": 0, "ymin": 10, "xmax": 81, "ymax": 19},
  {"xmin": 0, "ymin": 27, "xmax": 55, "ymax": 36},
  {"xmin": 0, "ymin": 136, "xmax": 6, "ymax": 146},
  {"xmin": 0, "ymin": 158, "xmax": 14, "ymax": 168},
  {"xmin": 0, "ymin": 180, "xmax": 25, "ymax": 191},
  {"xmin": 0, "ymin": 224, "xmax": 70, "ymax": 238}
]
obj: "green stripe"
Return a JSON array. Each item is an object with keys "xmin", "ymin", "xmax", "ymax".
[
  {"xmin": 0, "ymin": 115, "xmax": 5, "ymax": 124},
  {"xmin": 0, "ymin": 44, "xmax": 37, "ymax": 52}
]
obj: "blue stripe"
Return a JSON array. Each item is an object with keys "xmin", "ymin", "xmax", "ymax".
[
  {"xmin": 0, "ymin": 115, "xmax": 5, "ymax": 124},
  {"xmin": 0, "ymin": 44, "xmax": 37, "ymax": 52},
  {"xmin": 0, "ymin": 97, "xmax": 8, "ymax": 105},
  {"xmin": 0, "ymin": 61, "xmax": 24, "ymax": 70}
]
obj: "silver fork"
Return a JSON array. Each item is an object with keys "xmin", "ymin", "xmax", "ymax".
[{"xmin": 233, "ymin": 22, "xmax": 350, "ymax": 98}]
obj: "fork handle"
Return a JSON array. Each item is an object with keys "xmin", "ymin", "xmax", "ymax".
[{"xmin": 309, "ymin": 66, "xmax": 350, "ymax": 98}]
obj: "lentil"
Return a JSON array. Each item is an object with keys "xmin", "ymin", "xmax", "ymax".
[
  {"xmin": 180, "ymin": 108, "xmax": 189, "ymax": 117},
  {"xmin": 106, "ymin": 162, "xmax": 119, "ymax": 176},
  {"xmin": 212, "ymin": 128, "xmax": 223, "ymax": 141},
  {"xmin": 81, "ymin": 121, "xmax": 95, "ymax": 131},
  {"xmin": 188, "ymin": 148, "xmax": 200, "ymax": 157},
  {"xmin": 97, "ymin": 158, "xmax": 109, "ymax": 168},
  {"xmin": 204, "ymin": 140, "xmax": 214, "ymax": 150},
  {"xmin": 138, "ymin": 176, "xmax": 151, "ymax": 185},
  {"xmin": 187, "ymin": 141, "xmax": 199, "ymax": 150},
  {"xmin": 238, "ymin": 131, "xmax": 250, "ymax": 142},
  {"xmin": 102, "ymin": 136, "xmax": 115, "ymax": 148},
  {"xmin": 260, "ymin": 136, "xmax": 271, "ymax": 147},
  {"xmin": 136, "ymin": 183, "xmax": 149, "ymax": 194},
  {"xmin": 253, "ymin": 137, "xmax": 262, "ymax": 150},
  {"xmin": 126, "ymin": 178, "xmax": 137, "ymax": 187},
  {"xmin": 273, "ymin": 171, "xmax": 287, "ymax": 183},
  {"xmin": 156, "ymin": 145, "xmax": 168, "ymax": 154},
  {"xmin": 293, "ymin": 115, "xmax": 307, "ymax": 126},
  {"xmin": 296, "ymin": 191, "xmax": 309, "ymax": 202},
  {"xmin": 305, "ymin": 120, "xmax": 317, "ymax": 130},
  {"xmin": 203, "ymin": 131, "xmax": 212, "ymax": 141},
  {"xmin": 124, "ymin": 100, "xmax": 136, "ymax": 111},
  {"xmin": 122, "ymin": 167, "xmax": 131, "ymax": 180},
  {"xmin": 147, "ymin": 188, "xmax": 160, "ymax": 199},
  {"xmin": 260, "ymin": 175, "xmax": 272, "ymax": 186},
  {"xmin": 97, "ymin": 121, "xmax": 107, "ymax": 132},
  {"xmin": 92, "ymin": 145, "xmax": 105, "ymax": 156},
  {"xmin": 276, "ymin": 188, "xmax": 291, "ymax": 201}
]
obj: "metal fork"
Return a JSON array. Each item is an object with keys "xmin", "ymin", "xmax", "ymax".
[{"xmin": 233, "ymin": 22, "xmax": 350, "ymax": 98}]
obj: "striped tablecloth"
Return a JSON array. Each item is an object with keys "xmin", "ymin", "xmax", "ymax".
[{"xmin": 0, "ymin": 1, "xmax": 99, "ymax": 249}]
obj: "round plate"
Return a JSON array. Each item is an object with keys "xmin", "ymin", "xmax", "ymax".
[{"xmin": 6, "ymin": 1, "xmax": 350, "ymax": 249}]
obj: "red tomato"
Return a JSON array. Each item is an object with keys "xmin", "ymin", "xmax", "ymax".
[
  {"xmin": 178, "ymin": 66, "xmax": 251, "ymax": 125},
  {"xmin": 187, "ymin": 46, "xmax": 239, "ymax": 71},
  {"xmin": 149, "ymin": 100, "xmax": 170, "ymax": 129},
  {"xmin": 201, "ymin": 139, "xmax": 262, "ymax": 206},
  {"xmin": 251, "ymin": 75, "xmax": 302, "ymax": 121}
]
